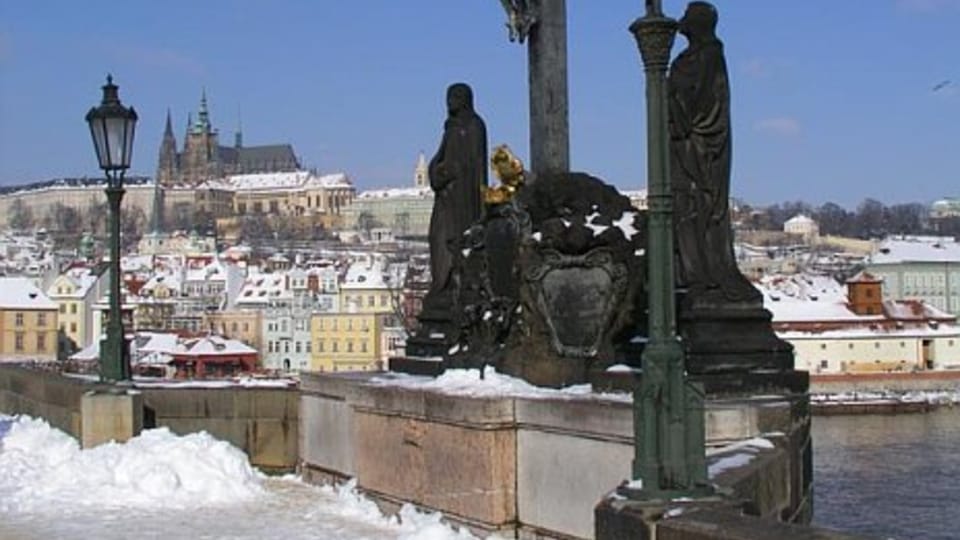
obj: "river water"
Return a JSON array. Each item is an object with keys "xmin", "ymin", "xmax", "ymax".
[{"xmin": 812, "ymin": 407, "xmax": 960, "ymax": 540}]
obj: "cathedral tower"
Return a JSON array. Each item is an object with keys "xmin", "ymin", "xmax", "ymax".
[
  {"xmin": 156, "ymin": 109, "xmax": 179, "ymax": 187},
  {"xmin": 180, "ymin": 90, "xmax": 221, "ymax": 186}
]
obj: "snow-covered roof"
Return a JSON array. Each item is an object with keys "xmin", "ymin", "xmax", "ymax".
[
  {"xmin": 226, "ymin": 171, "xmax": 352, "ymax": 192},
  {"xmin": 870, "ymin": 236, "xmax": 960, "ymax": 264},
  {"xmin": 340, "ymin": 261, "xmax": 389, "ymax": 290},
  {"xmin": 136, "ymin": 332, "xmax": 180, "ymax": 354},
  {"xmin": 356, "ymin": 187, "xmax": 433, "ymax": 199},
  {"xmin": 49, "ymin": 267, "xmax": 102, "ymax": 298},
  {"xmin": 785, "ymin": 214, "xmax": 815, "ymax": 225},
  {"xmin": 179, "ymin": 335, "xmax": 257, "ymax": 356},
  {"xmin": 0, "ymin": 277, "xmax": 58, "ymax": 310},
  {"xmin": 757, "ymin": 274, "xmax": 866, "ymax": 322},
  {"xmin": 236, "ymin": 273, "xmax": 289, "ymax": 305}
]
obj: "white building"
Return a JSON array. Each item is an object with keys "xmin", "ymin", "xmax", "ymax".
[
  {"xmin": 783, "ymin": 214, "xmax": 819, "ymax": 243},
  {"xmin": 866, "ymin": 236, "xmax": 960, "ymax": 315},
  {"xmin": 759, "ymin": 272, "xmax": 960, "ymax": 374}
]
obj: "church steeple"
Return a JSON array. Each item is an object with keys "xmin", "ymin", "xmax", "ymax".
[
  {"xmin": 414, "ymin": 151, "xmax": 429, "ymax": 188},
  {"xmin": 148, "ymin": 178, "xmax": 165, "ymax": 234},
  {"xmin": 156, "ymin": 108, "xmax": 179, "ymax": 187},
  {"xmin": 235, "ymin": 105, "xmax": 243, "ymax": 148}
]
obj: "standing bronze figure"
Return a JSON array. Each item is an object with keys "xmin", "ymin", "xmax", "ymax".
[
  {"xmin": 668, "ymin": 1, "xmax": 757, "ymax": 304},
  {"xmin": 427, "ymin": 83, "xmax": 489, "ymax": 302}
]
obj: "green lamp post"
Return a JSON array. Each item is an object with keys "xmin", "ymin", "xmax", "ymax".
[
  {"xmin": 86, "ymin": 75, "xmax": 138, "ymax": 382},
  {"xmin": 628, "ymin": 1, "xmax": 711, "ymax": 498}
]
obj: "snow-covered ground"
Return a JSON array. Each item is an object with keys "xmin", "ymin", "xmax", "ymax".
[{"xmin": 0, "ymin": 414, "xmax": 478, "ymax": 540}]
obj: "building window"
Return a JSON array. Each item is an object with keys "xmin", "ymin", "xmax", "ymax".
[
  {"xmin": 361, "ymin": 341, "xmax": 367, "ymax": 353},
  {"xmin": 232, "ymin": 322, "xmax": 238, "ymax": 333},
  {"xmin": 900, "ymin": 342, "xmax": 906, "ymax": 348},
  {"xmin": 37, "ymin": 333, "xmax": 46, "ymax": 352},
  {"xmin": 367, "ymin": 296, "xmax": 375, "ymax": 307},
  {"xmin": 71, "ymin": 303, "xmax": 77, "ymax": 314},
  {"xmin": 819, "ymin": 360, "xmax": 828, "ymax": 369},
  {"xmin": 59, "ymin": 304, "xmax": 66, "ymax": 314},
  {"xmin": 317, "ymin": 340, "xmax": 324, "ymax": 352},
  {"xmin": 347, "ymin": 319, "xmax": 353, "ymax": 331},
  {"xmin": 243, "ymin": 323, "xmax": 249, "ymax": 332},
  {"xmin": 848, "ymin": 343, "xmax": 854, "ymax": 350},
  {"xmin": 15, "ymin": 312, "xmax": 24, "ymax": 326},
  {"xmin": 284, "ymin": 342, "xmax": 290, "ymax": 353},
  {"xmin": 380, "ymin": 295, "xmax": 388, "ymax": 307},
  {"xmin": 820, "ymin": 344, "xmax": 827, "ymax": 350},
  {"xmin": 306, "ymin": 341, "xmax": 312, "ymax": 353},
  {"xmin": 874, "ymin": 342, "xmax": 880, "ymax": 349},
  {"xmin": 37, "ymin": 313, "xmax": 47, "ymax": 327},
  {"xmin": 14, "ymin": 332, "xmax": 24, "ymax": 352},
  {"xmin": 70, "ymin": 322, "xmax": 77, "ymax": 333},
  {"xmin": 332, "ymin": 341, "xmax": 338, "ymax": 352},
  {"xmin": 295, "ymin": 342, "xmax": 302, "ymax": 354}
]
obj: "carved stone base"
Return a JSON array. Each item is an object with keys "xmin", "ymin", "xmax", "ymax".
[{"xmin": 679, "ymin": 305, "xmax": 795, "ymax": 375}]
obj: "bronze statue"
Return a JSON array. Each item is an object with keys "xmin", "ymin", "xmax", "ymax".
[
  {"xmin": 668, "ymin": 1, "xmax": 758, "ymax": 303},
  {"xmin": 428, "ymin": 83, "xmax": 489, "ymax": 301}
]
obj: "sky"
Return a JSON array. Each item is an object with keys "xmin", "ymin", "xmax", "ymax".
[{"xmin": 0, "ymin": 0, "xmax": 958, "ymax": 208}]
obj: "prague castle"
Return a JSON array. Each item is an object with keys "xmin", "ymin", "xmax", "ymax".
[{"xmin": 157, "ymin": 91, "xmax": 300, "ymax": 187}]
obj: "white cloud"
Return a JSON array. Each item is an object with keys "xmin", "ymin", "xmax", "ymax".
[{"xmin": 753, "ymin": 116, "xmax": 801, "ymax": 137}]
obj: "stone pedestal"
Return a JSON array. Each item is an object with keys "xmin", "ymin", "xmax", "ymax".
[
  {"xmin": 680, "ymin": 305, "xmax": 795, "ymax": 375},
  {"xmin": 81, "ymin": 388, "xmax": 143, "ymax": 448}
]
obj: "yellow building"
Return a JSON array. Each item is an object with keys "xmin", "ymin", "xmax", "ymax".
[
  {"xmin": 46, "ymin": 266, "xmax": 107, "ymax": 350},
  {"xmin": 310, "ymin": 312, "xmax": 395, "ymax": 372},
  {"xmin": 203, "ymin": 309, "xmax": 263, "ymax": 352},
  {"xmin": 0, "ymin": 277, "xmax": 59, "ymax": 361}
]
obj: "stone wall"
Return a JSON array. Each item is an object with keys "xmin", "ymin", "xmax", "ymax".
[
  {"xmin": 0, "ymin": 366, "xmax": 298, "ymax": 472},
  {"xmin": 811, "ymin": 371, "xmax": 960, "ymax": 394},
  {"xmin": 299, "ymin": 372, "xmax": 812, "ymax": 540},
  {"xmin": 0, "ymin": 366, "xmax": 86, "ymax": 437}
]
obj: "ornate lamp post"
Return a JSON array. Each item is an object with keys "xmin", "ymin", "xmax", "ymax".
[
  {"xmin": 628, "ymin": 1, "xmax": 710, "ymax": 498},
  {"xmin": 86, "ymin": 75, "xmax": 137, "ymax": 382}
]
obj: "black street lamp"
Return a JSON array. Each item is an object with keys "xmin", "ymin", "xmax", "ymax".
[{"xmin": 86, "ymin": 75, "xmax": 137, "ymax": 381}]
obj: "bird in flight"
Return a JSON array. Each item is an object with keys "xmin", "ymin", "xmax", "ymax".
[{"xmin": 932, "ymin": 80, "xmax": 951, "ymax": 92}]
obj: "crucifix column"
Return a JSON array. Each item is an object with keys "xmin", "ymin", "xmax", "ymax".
[{"xmin": 500, "ymin": 0, "xmax": 570, "ymax": 177}]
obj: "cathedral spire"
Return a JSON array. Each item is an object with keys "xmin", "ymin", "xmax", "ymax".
[
  {"xmin": 163, "ymin": 108, "xmax": 174, "ymax": 137},
  {"xmin": 156, "ymin": 107, "xmax": 179, "ymax": 187},
  {"xmin": 196, "ymin": 88, "xmax": 211, "ymax": 133},
  {"xmin": 235, "ymin": 104, "xmax": 243, "ymax": 148}
]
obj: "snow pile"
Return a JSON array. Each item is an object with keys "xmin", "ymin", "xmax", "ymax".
[
  {"xmin": 375, "ymin": 366, "xmax": 630, "ymax": 402},
  {"xmin": 706, "ymin": 437, "xmax": 776, "ymax": 478},
  {"xmin": 0, "ymin": 415, "xmax": 263, "ymax": 513},
  {"xmin": 0, "ymin": 415, "xmax": 487, "ymax": 539},
  {"xmin": 311, "ymin": 479, "xmax": 477, "ymax": 540}
]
